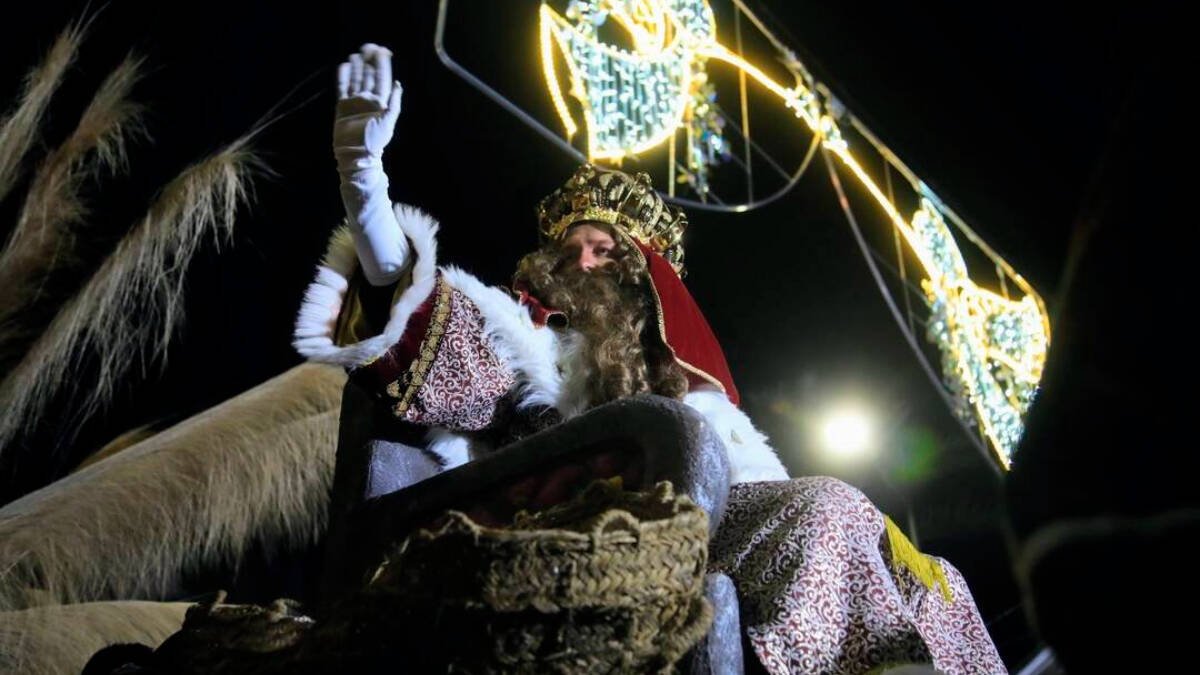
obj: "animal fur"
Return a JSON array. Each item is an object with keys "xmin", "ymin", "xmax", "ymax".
[
  {"xmin": 0, "ymin": 364, "xmax": 344, "ymax": 613},
  {"xmin": 0, "ymin": 600, "xmax": 188, "ymax": 675}
]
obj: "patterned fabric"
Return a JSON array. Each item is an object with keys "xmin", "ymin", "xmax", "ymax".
[
  {"xmin": 339, "ymin": 270, "xmax": 1005, "ymax": 672},
  {"xmin": 710, "ymin": 478, "xmax": 1006, "ymax": 675},
  {"xmin": 393, "ymin": 285, "xmax": 516, "ymax": 431}
]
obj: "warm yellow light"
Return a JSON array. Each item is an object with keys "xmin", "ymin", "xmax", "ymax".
[
  {"xmin": 540, "ymin": 4, "xmax": 578, "ymax": 140},
  {"xmin": 537, "ymin": 0, "xmax": 1051, "ymax": 468},
  {"xmin": 604, "ymin": 0, "xmax": 669, "ymax": 54},
  {"xmin": 540, "ymin": 4, "xmax": 695, "ymax": 160}
]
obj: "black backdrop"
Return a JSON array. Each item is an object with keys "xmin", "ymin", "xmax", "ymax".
[{"xmin": 1, "ymin": 1, "xmax": 1180, "ymax": 667}]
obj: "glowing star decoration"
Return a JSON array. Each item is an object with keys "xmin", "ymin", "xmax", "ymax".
[{"xmin": 539, "ymin": 0, "xmax": 1050, "ymax": 468}]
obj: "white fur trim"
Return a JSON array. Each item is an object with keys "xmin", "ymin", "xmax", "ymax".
[
  {"xmin": 551, "ymin": 329, "xmax": 591, "ymax": 419},
  {"xmin": 424, "ymin": 428, "xmax": 496, "ymax": 469},
  {"xmin": 424, "ymin": 428, "xmax": 471, "ymax": 469},
  {"xmin": 293, "ymin": 204, "xmax": 439, "ymax": 367},
  {"xmin": 439, "ymin": 266, "xmax": 563, "ymax": 412},
  {"xmin": 683, "ymin": 390, "xmax": 790, "ymax": 484}
]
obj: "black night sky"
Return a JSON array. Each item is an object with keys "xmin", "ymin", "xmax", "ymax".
[{"xmin": 1, "ymin": 1, "xmax": 1186, "ymax": 669}]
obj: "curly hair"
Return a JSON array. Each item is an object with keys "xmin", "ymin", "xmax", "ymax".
[{"xmin": 513, "ymin": 227, "xmax": 688, "ymax": 407}]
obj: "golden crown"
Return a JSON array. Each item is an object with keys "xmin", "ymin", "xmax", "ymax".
[{"xmin": 536, "ymin": 165, "xmax": 688, "ymax": 274}]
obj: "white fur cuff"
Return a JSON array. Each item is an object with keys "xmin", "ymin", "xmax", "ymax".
[{"xmin": 293, "ymin": 204, "xmax": 440, "ymax": 367}]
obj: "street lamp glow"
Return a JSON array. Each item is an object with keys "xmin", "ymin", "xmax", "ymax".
[{"xmin": 820, "ymin": 408, "xmax": 874, "ymax": 459}]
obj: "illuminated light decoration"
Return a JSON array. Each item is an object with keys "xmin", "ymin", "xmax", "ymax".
[
  {"xmin": 540, "ymin": 2, "xmax": 699, "ymax": 161},
  {"xmin": 538, "ymin": 0, "xmax": 1050, "ymax": 468},
  {"xmin": 912, "ymin": 200, "xmax": 1047, "ymax": 467}
]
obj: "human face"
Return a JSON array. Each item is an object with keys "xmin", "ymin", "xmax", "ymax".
[{"xmin": 560, "ymin": 223, "xmax": 617, "ymax": 272}]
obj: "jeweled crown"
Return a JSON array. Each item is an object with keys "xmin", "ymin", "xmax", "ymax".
[{"xmin": 536, "ymin": 165, "xmax": 688, "ymax": 274}]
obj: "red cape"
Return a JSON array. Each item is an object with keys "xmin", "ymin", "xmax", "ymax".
[{"xmin": 634, "ymin": 241, "xmax": 740, "ymax": 406}]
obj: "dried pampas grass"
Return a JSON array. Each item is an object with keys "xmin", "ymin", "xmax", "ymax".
[
  {"xmin": 0, "ymin": 135, "xmax": 263, "ymax": 452},
  {"xmin": 0, "ymin": 20, "xmax": 86, "ymax": 205},
  {"xmin": 0, "ymin": 50, "xmax": 146, "ymax": 365}
]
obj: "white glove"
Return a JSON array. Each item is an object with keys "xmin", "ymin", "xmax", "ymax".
[{"xmin": 334, "ymin": 43, "xmax": 409, "ymax": 286}]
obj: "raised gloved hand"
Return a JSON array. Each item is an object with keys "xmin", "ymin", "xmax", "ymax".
[{"xmin": 334, "ymin": 43, "xmax": 409, "ymax": 286}]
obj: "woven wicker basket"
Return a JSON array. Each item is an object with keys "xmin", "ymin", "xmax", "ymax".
[{"xmin": 367, "ymin": 480, "xmax": 713, "ymax": 673}]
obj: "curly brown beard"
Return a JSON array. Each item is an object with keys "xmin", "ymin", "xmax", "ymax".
[{"xmin": 513, "ymin": 234, "xmax": 688, "ymax": 408}]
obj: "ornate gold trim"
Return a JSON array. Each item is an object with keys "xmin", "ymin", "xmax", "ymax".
[
  {"xmin": 390, "ymin": 278, "xmax": 453, "ymax": 417},
  {"xmin": 549, "ymin": 207, "xmax": 622, "ymax": 239}
]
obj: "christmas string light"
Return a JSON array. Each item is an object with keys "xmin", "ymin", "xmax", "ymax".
[{"xmin": 539, "ymin": 0, "xmax": 1049, "ymax": 467}]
